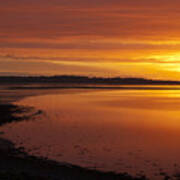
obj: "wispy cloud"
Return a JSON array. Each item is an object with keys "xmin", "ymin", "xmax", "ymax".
[{"xmin": 1, "ymin": 0, "xmax": 180, "ymax": 79}]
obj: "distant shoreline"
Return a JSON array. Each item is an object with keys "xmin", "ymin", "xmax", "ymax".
[
  {"xmin": 1, "ymin": 75, "xmax": 180, "ymax": 85},
  {"xmin": 7, "ymin": 85, "xmax": 180, "ymax": 91}
]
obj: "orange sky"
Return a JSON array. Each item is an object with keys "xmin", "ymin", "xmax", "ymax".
[{"xmin": 1, "ymin": 0, "xmax": 180, "ymax": 80}]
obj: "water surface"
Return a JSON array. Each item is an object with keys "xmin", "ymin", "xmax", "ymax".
[{"xmin": 2, "ymin": 88, "xmax": 180, "ymax": 179}]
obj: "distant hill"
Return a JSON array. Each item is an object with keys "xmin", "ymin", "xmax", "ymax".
[{"xmin": 0, "ymin": 75, "xmax": 180, "ymax": 85}]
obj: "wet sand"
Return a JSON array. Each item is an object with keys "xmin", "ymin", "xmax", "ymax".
[{"xmin": 0, "ymin": 86, "xmax": 147, "ymax": 180}]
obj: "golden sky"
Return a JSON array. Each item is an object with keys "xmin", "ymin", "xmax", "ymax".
[{"xmin": 1, "ymin": 0, "xmax": 180, "ymax": 80}]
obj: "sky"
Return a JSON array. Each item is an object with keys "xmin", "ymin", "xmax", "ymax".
[{"xmin": 1, "ymin": 0, "xmax": 180, "ymax": 80}]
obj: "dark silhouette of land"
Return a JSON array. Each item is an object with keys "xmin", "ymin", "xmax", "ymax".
[{"xmin": 0, "ymin": 75, "xmax": 180, "ymax": 85}]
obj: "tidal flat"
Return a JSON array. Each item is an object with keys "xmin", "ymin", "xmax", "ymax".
[{"xmin": 1, "ymin": 84, "xmax": 180, "ymax": 180}]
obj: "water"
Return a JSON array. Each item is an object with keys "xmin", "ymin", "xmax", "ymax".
[{"xmin": 2, "ymin": 88, "xmax": 180, "ymax": 179}]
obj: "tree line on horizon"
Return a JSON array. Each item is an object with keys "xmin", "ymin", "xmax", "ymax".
[{"xmin": 0, "ymin": 75, "xmax": 179, "ymax": 85}]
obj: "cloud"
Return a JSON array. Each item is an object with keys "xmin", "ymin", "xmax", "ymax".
[
  {"xmin": 1, "ymin": 0, "xmax": 180, "ymax": 41},
  {"xmin": 1, "ymin": 0, "xmax": 180, "ymax": 79},
  {"xmin": 2, "ymin": 53, "xmax": 180, "ymax": 65},
  {"xmin": 1, "ymin": 40, "xmax": 180, "ymax": 50}
]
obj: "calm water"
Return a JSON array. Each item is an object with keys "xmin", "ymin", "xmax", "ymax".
[{"xmin": 2, "ymin": 88, "xmax": 180, "ymax": 179}]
